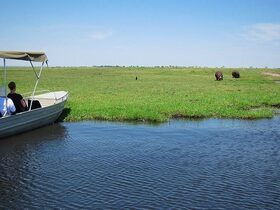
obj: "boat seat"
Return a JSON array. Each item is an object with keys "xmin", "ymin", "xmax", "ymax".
[{"xmin": 28, "ymin": 100, "xmax": 42, "ymax": 110}]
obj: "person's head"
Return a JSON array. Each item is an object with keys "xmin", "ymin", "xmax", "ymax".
[{"xmin": 8, "ymin": 81, "xmax": 16, "ymax": 92}]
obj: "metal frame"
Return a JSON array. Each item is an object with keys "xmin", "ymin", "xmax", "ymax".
[
  {"xmin": 2, "ymin": 58, "xmax": 7, "ymax": 116},
  {"xmin": 1, "ymin": 58, "xmax": 46, "ymax": 115},
  {"xmin": 29, "ymin": 61, "xmax": 45, "ymax": 111}
]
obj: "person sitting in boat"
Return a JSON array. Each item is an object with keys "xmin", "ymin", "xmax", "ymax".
[
  {"xmin": 0, "ymin": 87, "xmax": 16, "ymax": 117},
  {"xmin": 7, "ymin": 81, "xmax": 28, "ymax": 113}
]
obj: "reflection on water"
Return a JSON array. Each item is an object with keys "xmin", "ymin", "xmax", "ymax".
[
  {"xmin": 0, "ymin": 124, "xmax": 67, "ymax": 208},
  {"xmin": 0, "ymin": 116, "xmax": 280, "ymax": 209},
  {"xmin": 0, "ymin": 123, "xmax": 67, "ymax": 145}
]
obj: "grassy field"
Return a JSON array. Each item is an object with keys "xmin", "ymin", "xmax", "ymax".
[{"xmin": 5, "ymin": 66, "xmax": 280, "ymax": 122}]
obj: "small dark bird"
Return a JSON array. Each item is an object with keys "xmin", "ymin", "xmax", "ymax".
[{"xmin": 136, "ymin": 76, "xmax": 138, "ymax": 80}]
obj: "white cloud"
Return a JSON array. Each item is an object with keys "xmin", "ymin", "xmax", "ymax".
[
  {"xmin": 246, "ymin": 23, "xmax": 280, "ymax": 41},
  {"xmin": 90, "ymin": 31, "xmax": 112, "ymax": 40}
]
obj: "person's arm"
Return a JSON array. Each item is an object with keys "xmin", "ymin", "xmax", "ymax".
[
  {"xmin": 21, "ymin": 99, "xmax": 27, "ymax": 110},
  {"xmin": 19, "ymin": 94, "xmax": 28, "ymax": 111}
]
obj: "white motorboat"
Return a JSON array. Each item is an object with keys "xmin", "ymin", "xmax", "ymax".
[{"xmin": 0, "ymin": 51, "xmax": 68, "ymax": 138}]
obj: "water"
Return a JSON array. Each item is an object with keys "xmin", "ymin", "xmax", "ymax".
[{"xmin": 0, "ymin": 116, "xmax": 280, "ymax": 209}]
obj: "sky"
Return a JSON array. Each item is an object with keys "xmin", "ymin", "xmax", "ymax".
[{"xmin": 1, "ymin": 0, "xmax": 280, "ymax": 67}]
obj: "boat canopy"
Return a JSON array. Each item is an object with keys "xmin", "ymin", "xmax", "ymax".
[
  {"xmin": 1, "ymin": 51, "xmax": 48, "ymax": 113},
  {"xmin": 0, "ymin": 51, "xmax": 48, "ymax": 62}
]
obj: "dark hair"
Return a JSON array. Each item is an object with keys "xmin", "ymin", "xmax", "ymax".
[{"xmin": 8, "ymin": 81, "xmax": 16, "ymax": 90}]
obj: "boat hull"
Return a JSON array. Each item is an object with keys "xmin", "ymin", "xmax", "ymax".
[{"xmin": 0, "ymin": 99, "xmax": 67, "ymax": 139}]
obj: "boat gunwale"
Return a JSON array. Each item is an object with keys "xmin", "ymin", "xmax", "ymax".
[{"xmin": 0, "ymin": 91, "xmax": 68, "ymax": 121}]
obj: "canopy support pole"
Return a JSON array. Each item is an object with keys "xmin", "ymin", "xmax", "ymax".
[
  {"xmin": 29, "ymin": 61, "xmax": 44, "ymax": 111},
  {"xmin": 30, "ymin": 61, "xmax": 39, "ymax": 79},
  {"xmin": 2, "ymin": 58, "xmax": 7, "ymax": 116},
  {"xmin": 3, "ymin": 58, "xmax": 6, "ymax": 92}
]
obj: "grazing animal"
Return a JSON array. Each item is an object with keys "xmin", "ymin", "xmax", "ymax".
[
  {"xmin": 215, "ymin": 71, "xmax": 223, "ymax": 81},
  {"xmin": 232, "ymin": 71, "xmax": 240, "ymax": 78},
  {"xmin": 135, "ymin": 76, "xmax": 138, "ymax": 80}
]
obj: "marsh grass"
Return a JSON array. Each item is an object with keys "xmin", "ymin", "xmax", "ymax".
[{"xmin": 6, "ymin": 67, "xmax": 280, "ymax": 122}]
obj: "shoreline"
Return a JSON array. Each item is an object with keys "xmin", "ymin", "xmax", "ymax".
[{"xmin": 60, "ymin": 107, "xmax": 280, "ymax": 123}]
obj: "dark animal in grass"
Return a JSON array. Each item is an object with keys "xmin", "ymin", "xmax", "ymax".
[
  {"xmin": 215, "ymin": 71, "xmax": 223, "ymax": 81},
  {"xmin": 232, "ymin": 71, "xmax": 240, "ymax": 78},
  {"xmin": 135, "ymin": 76, "xmax": 138, "ymax": 80}
]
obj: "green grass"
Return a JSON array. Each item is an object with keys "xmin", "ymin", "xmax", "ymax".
[{"xmin": 4, "ymin": 66, "xmax": 280, "ymax": 122}]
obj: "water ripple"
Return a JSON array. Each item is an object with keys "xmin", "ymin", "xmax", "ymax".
[{"xmin": 1, "ymin": 117, "xmax": 280, "ymax": 209}]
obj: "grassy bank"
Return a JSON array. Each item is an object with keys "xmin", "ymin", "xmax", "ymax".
[{"xmin": 5, "ymin": 67, "xmax": 280, "ymax": 122}]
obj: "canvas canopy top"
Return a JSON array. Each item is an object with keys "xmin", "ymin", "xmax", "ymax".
[{"xmin": 0, "ymin": 51, "xmax": 48, "ymax": 62}]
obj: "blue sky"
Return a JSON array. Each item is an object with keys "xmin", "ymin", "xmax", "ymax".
[{"xmin": 1, "ymin": 0, "xmax": 280, "ymax": 67}]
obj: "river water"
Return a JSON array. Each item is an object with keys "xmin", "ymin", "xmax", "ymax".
[{"xmin": 0, "ymin": 116, "xmax": 280, "ymax": 209}]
